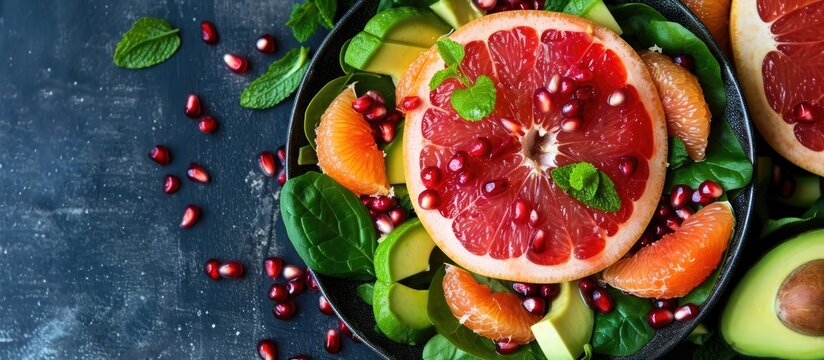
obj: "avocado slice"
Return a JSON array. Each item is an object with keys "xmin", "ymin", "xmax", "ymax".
[
  {"xmin": 720, "ymin": 229, "xmax": 824, "ymax": 359},
  {"xmin": 373, "ymin": 219, "xmax": 437, "ymax": 345},
  {"xmin": 364, "ymin": 7, "xmax": 451, "ymax": 48},
  {"xmin": 531, "ymin": 281, "xmax": 594, "ymax": 360},
  {"xmin": 562, "ymin": 0, "xmax": 623, "ymax": 35},
  {"xmin": 429, "ymin": 0, "xmax": 484, "ymax": 29},
  {"xmin": 383, "ymin": 122, "xmax": 406, "ymax": 185},
  {"xmin": 344, "ymin": 32, "xmax": 429, "ymax": 82}
]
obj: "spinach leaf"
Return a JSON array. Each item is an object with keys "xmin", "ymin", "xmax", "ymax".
[
  {"xmin": 591, "ymin": 287, "xmax": 655, "ymax": 356},
  {"xmin": 760, "ymin": 198, "xmax": 824, "ymax": 239},
  {"xmin": 113, "ymin": 18, "xmax": 180, "ymax": 69},
  {"xmin": 693, "ymin": 333, "xmax": 736, "ymax": 360},
  {"xmin": 303, "ymin": 73, "xmax": 396, "ymax": 148},
  {"xmin": 666, "ymin": 121, "xmax": 753, "ymax": 191},
  {"xmin": 423, "ymin": 334, "xmax": 484, "ymax": 360},
  {"xmin": 298, "ymin": 145, "xmax": 318, "ymax": 165},
  {"xmin": 679, "ymin": 267, "xmax": 721, "ymax": 306},
  {"xmin": 668, "ymin": 137, "xmax": 691, "ymax": 170},
  {"xmin": 357, "ymin": 283, "xmax": 375, "ymax": 305},
  {"xmin": 545, "ymin": 0, "xmax": 572, "ymax": 12},
  {"xmin": 280, "ymin": 172, "xmax": 377, "ymax": 280}
]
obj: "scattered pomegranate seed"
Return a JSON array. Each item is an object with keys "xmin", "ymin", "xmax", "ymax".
[
  {"xmin": 447, "ymin": 151, "xmax": 469, "ymax": 173},
  {"xmin": 338, "ymin": 320, "xmax": 353, "ymax": 337},
  {"xmin": 672, "ymin": 54, "xmax": 694, "ymax": 71},
  {"xmin": 559, "ymin": 76, "xmax": 576, "ymax": 95},
  {"xmin": 561, "ymin": 117, "xmax": 582, "ymax": 132},
  {"xmin": 654, "ymin": 223, "xmax": 671, "ymax": 238},
  {"xmin": 257, "ymin": 339, "xmax": 277, "ymax": 360},
  {"xmin": 277, "ymin": 170, "xmax": 286, "ymax": 186},
  {"xmin": 163, "ymin": 175, "xmax": 180, "ymax": 194},
  {"xmin": 378, "ymin": 121, "xmax": 396, "ymax": 143},
  {"xmin": 223, "ymin": 53, "xmax": 249, "ymax": 74},
  {"xmin": 792, "ymin": 102, "xmax": 816, "ymax": 123},
  {"xmin": 469, "ymin": 137, "xmax": 492, "ymax": 158},
  {"xmin": 319, "ymin": 296, "xmax": 335, "ymax": 316},
  {"xmin": 530, "ymin": 229, "xmax": 546, "ymax": 252},
  {"xmin": 268, "ymin": 283, "xmax": 288, "ymax": 302},
  {"xmin": 149, "ymin": 145, "xmax": 172, "ymax": 166},
  {"xmin": 473, "ymin": 0, "xmax": 498, "ymax": 11},
  {"xmin": 500, "ymin": 117, "xmax": 523, "ymax": 135},
  {"xmin": 420, "ymin": 166, "xmax": 442, "ymax": 188},
  {"xmin": 365, "ymin": 105, "xmax": 387, "ymax": 122},
  {"xmin": 495, "ymin": 340, "xmax": 520, "ymax": 355},
  {"xmin": 197, "ymin": 116, "xmax": 218, "ymax": 134},
  {"xmin": 204, "ymin": 259, "xmax": 220, "ymax": 280},
  {"xmin": 256, "ymin": 34, "xmax": 277, "ymax": 54},
  {"xmin": 618, "ymin": 156, "xmax": 638, "ymax": 176},
  {"xmin": 653, "ymin": 299, "xmax": 678, "ymax": 312},
  {"xmin": 534, "ymin": 87, "xmax": 552, "ymax": 113},
  {"xmin": 401, "ymin": 96, "xmax": 422, "ymax": 111},
  {"xmin": 184, "ymin": 94, "xmax": 202, "ymax": 118},
  {"xmin": 561, "ymin": 100, "xmax": 583, "ymax": 118},
  {"xmin": 325, "ymin": 329, "xmax": 341, "ymax": 353},
  {"xmin": 482, "ymin": 180, "xmax": 508, "ymax": 196},
  {"xmin": 276, "ymin": 146, "xmax": 286, "ymax": 164},
  {"xmin": 528, "ymin": 209, "xmax": 540, "ymax": 228},
  {"xmin": 273, "ymin": 300, "xmax": 297, "ymax": 320},
  {"xmin": 282, "ymin": 265, "xmax": 303, "ymax": 282},
  {"xmin": 647, "ymin": 308, "xmax": 675, "ymax": 329},
  {"xmin": 512, "ymin": 282, "xmax": 537, "ymax": 297},
  {"xmin": 698, "ymin": 180, "xmax": 724, "ymax": 199},
  {"xmin": 200, "ymin": 21, "xmax": 219, "ymax": 44},
  {"xmin": 511, "ymin": 199, "xmax": 530, "ymax": 225},
  {"xmin": 384, "ymin": 111, "xmax": 404, "ymax": 125},
  {"xmin": 607, "ymin": 89, "xmax": 626, "ymax": 107},
  {"xmin": 665, "ymin": 215, "xmax": 682, "ymax": 231},
  {"xmin": 656, "ymin": 199, "xmax": 673, "ymax": 218},
  {"xmin": 591, "ymin": 288, "xmax": 615, "ymax": 314},
  {"xmin": 374, "ymin": 213, "xmax": 395, "ymax": 234},
  {"xmin": 675, "ymin": 207, "xmax": 694, "ymax": 220},
  {"xmin": 670, "ymin": 184, "xmax": 691, "ymax": 209},
  {"xmin": 522, "ymin": 296, "xmax": 547, "ymax": 315},
  {"xmin": 387, "ymin": 207, "xmax": 406, "ymax": 226},
  {"xmin": 305, "ymin": 270, "xmax": 319, "ymax": 292},
  {"xmin": 540, "ymin": 283, "xmax": 560, "ymax": 300},
  {"xmin": 457, "ymin": 169, "xmax": 476, "ymax": 185},
  {"xmin": 219, "ymin": 261, "xmax": 245, "ymax": 279},
  {"xmin": 287, "ymin": 279, "xmax": 304, "ymax": 296},
  {"xmin": 180, "ymin": 205, "xmax": 201, "ymax": 229},
  {"xmin": 578, "ymin": 278, "xmax": 597, "ymax": 294},
  {"xmin": 263, "ymin": 257, "xmax": 283, "ymax": 279},
  {"xmin": 674, "ymin": 303, "xmax": 699, "ymax": 321},
  {"xmin": 574, "ymin": 86, "xmax": 597, "ymax": 101},
  {"xmin": 691, "ymin": 189, "xmax": 714, "ymax": 206},
  {"xmin": 365, "ymin": 90, "xmax": 385, "ymax": 105},
  {"xmin": 186, "ymin": 163, "xmax": 210, "ymax": 184},
  {"xmin": 418, "ymin": 189, "xmax": 441, "ymax": 210},
  {"xmin": 368, "ymin": 196, "xmax": 393, "ymax": 212},
  {"xmin": 547, "ymin": 74, "xmax": 561, "ymax": 93}
]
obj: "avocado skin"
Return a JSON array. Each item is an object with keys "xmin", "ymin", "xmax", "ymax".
[{"xmin": 720, "ymin": 229, "xmax": 824, "ymax": 359}]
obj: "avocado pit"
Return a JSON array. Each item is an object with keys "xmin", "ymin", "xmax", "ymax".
[{"xmin": 776, "ymin": 259, "xmax": 824, "ymax": 336}]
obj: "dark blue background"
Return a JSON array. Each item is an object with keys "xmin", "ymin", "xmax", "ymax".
[{"xmin": 0, "ymin": 1, "xmax": 380, "ymax": 358}]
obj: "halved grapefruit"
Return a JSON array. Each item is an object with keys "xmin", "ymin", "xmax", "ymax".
[
  {"xmin": 731, "ymin": 0, "xmax": 824, "ymax": 176},
  {"xmin": 402, "ymin": 11, "xmax": 668, "ymax": 283}
]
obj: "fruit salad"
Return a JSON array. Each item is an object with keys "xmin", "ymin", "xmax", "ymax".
[{"xmin": 281, "ymin": 0, "xmax": 753, "ymax": 358}]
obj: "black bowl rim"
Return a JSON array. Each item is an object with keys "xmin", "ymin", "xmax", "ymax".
[{"xmin": 286, "ymin": 0, "xmax": 757, "ymax": 358}]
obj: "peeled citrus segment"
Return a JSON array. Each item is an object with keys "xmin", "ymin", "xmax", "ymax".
[
  {"xmin": 640, "ymin": 50, "xmax": 711, "ymax": 161},
  {"xmin": 442, "ymin": 264, "xmax": 541, "ymax": 343},
  {"xmin": 404, "ymin": 11, "xmax": 668, "ymax": 283},
  {"xmin": 681, "ymin": 0, "xmax": 731, "ymax": 51},
  {"xmin": 602, "ymin": 201, "xmax": 734, "ymax": 299},
  {"xmin": 731, "ymin": 0, "xmax": 824, "ymax": 176},
  {"xmin": 316, "ymin": 86, "xmax": 390, "ymax": 195}
]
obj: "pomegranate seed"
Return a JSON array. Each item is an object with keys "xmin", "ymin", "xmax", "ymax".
[
  {"xmin": 204, "ymin": 259, "xmax": 220, "ymax": 280},
  {"xmin": 654, "ymin": 223, "xmax": 671, "ymax": 238},
  {"xmin": 561, "ymin": 100, "xmax": 583, "ymax": 118},
  {"xmin": 163, "ymin": 175, "xmax": 180, "ymax": 194},
  {"xmin": 365, "ymin": 105, "xmax": 387, "ymax": 122},
  {"xmin": 530, "ymin": 229, "xmax": 546, "ymax": 252},
  {"xmin": 257, "ymin": 339, "xmax": 277, "ymax": 360},
  {"xmin": 338, "ymin": 320, "xmax": 353, "ymax": 337},
  {"xmin": 219, "ymin": 261, "xmax": 245, "ymax": 279},
  {"xmin": 198, "ymin": 116, "xmax": 218, "ymax": 134},
  {"xmin": 618, "ymin": 156, "xmax": 638, "ymax": 176},
  {"xmin": 325, "ymin": 329, "xmax": 341, "ymax": 353},
  {"xmin": 305, "ymin": 270, "xmax": 319, "ymax": 292},
  {"xmin": 319, "ymin": 296, "xmax": 335, "ymax": 316},
  {"xmin": 256, "ymin": 34, "xmax": 276, "ymax": 54},
  {"xmin": 448, "ymin": 151, "xmax": 469, "ymax": 173},
  {"xmin": 384, "ymin": 111, "xmax": 404, "ymax": 125},
  {"xmin": 591, "ymin": 288, "xmax": 614, "ymax": 314},
  {"xmin": 378, "ymin": 121, "xmax": 396, "ymax": 143},
  {"xmin": 670, "ymin": 184, "xmax": 691, "ymax": 209},
  {"xmin": 500, "ymin": 117, "xmax": 523, "ymax": 135},
  {"xmin": 569, "ymin": 65, "xmax": 592, "ymax": 81},
  {"xmin": 528, "ymin": 210, "xmax": 540, "ymax": 228},
  {"xmin": 574, "ymin": 86, "xmax": 597, "ymax": 101},
  {"xmin": 506, "ymin": 0, "xmax": 521, "ymax": 6},
  {"xmin": 473, "ymin": 0, "xmax": 498, "ymax": 10},
  {"xmin": 184, "ymin": 94, "xmax": 202, "ymax": 118},
  {"xmin": 388, "ymin": 207, "xmax": 406, "ymax": 226},
  {"xmin": 369, "ymin": 196, "xmax": 395, "ymax": 212},
  {"xmin": 276, "ymin": 146, "xmax": 286, "ymax": 164},
  {"xmin": 792, "ymin": 102, "xmax": 815, "ymax": 123},
  {"xmin": 273, "ymin": 300, "xmax": 297, "ymax": 320},
  {"xmin": 698, "ymin": 180, "xmax": 724, "ymax": 199},
  {"xmin": 512, "ymin": 282, "xmax": 538, "ymax": 296},
  {"xmin": 653, "ymin": 299, "xmax": 679, "ymax": 312},
  {"xmin": 665, "ymin": 215, "xmax": 682, "ymax": 231},
  {"xmin": 375, "ymin": 213, "xmax": 395, "ymax": 234},
  {"xmin": 534, "ymin": 87, "xmax": 552, "ymax": 113},
  {"xmin": 149, "ymin": 145, "xmax": 171, "ymax": 166},
  {"xmin": 186, "ymin": 163, "xmax": 210, "ymax": 184},
  {"xmin": 547, "ymin": 74, "xmax": 561, "ymax": 94},
  {"xmin": 511, "ymin": 199, "xmax": 530, "ymax": 225},
  {"xmin": 675, "ymin": 207, "xmax": 694, "ymax": 220},
  {"xmin": 401, "ymin": 96, "xmax": 421, "ymax": 111},
  {"xmin": 288, "ymin": 356, "xmax": 310, "ymax": 360},
  {"xmin": 647, "ymin": 308, "xmax": 675, "ymax": 329},
  {"xmin": 482, "ymin": 180, "xmax": 508, "ymax": 196},
  {"xmin": 366, "ymin": 90, "xmax": 385, "ymax": 105},
  {"xmin": 263, "ymin": 257, "xmax": 283, "ymax": 279},
  {"xmin": 608, "ymin": 89, "xmax": 626, "ymax": 107},
  {"xmin": 656, "ymin": 199, "xmax": 673, "ymax": 218},
  {"xmin": 540, "ymin": 283, "xmax": 560, "ymax": 300},
  {"xmin": 268, "ymin": 283, "xmax": 288, "ymax": 302},
  {"xmin": 532, "ymin": 1, "xmax": 544, "ymax": 10},
  {"xmin": 287, "ymin": 279, "xmax": 304, "ymax": 296},
  {"xmin": 351, "ymin": 95, "xmax": 374, "ymax": 114},
  {"xmin": 418, "ymin": 189, "xmax": 441, "ymax": 210},
  {"xmin": 691, "ymin": 189, "xmax": 713, "ymax": 206},
  {"xmin": 674, "ymin": 303, "xmax": 699, "ymax": 321},
  {"xmin": 421, "ymin": 166, "xmax": 443, "ymax": 188},
  {"xmin": 561, "ymin": 117, "xmax": 582, "ymax": 132},
  {"xmin": 180, "ymin": 205, "xmax": 201, "ymax": 229},
  {"xmin": 469, "ymin": 137, "xmax": 492, "ymax": 158},
  {"xmin": 559, "ymin": 77, "xmax": 575, "ymax": 95},
  {"xmin": 457, "ymin": 169, "xmax": 476, "ymax": 185},
  {"xmin": 522, "ymin": 297, "xmax": 547, "ymax": 315},
  {"xmin": 223, "ymin": 53, "xmax": 249, "ymax": 74},
  {"xmin": 283, "ymin": 265, "xmax": 303, "ymax": 281},
  {"xmin": 495, "ymin": 341, "xmax": 520, "ymax": 355},
  {"xmin": 277, "ymin": 170, "xmax": 286, "ymax": 186},
  {"xmin": 672, "ymin": 54, "xmax": 694, "ymax": 71},
  {"xmin": 257, "ymin": 152, "xmax": 277, "ymax": 177},
  {"xmin": 200, "ymin": 21, "xmax": 219, "ymax": 44},
  {"xmin": 578, "ymin": 278, "xmax": 597, "ymax": 294}
]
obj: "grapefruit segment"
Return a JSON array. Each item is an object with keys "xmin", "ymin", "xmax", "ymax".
[
  {"xmin": 681, "ymin": 0, "xmax": 731, "ymax": 51},
  {"xmin": 403, "ymin": 11, "xmax": 668, "ymax": 283}
]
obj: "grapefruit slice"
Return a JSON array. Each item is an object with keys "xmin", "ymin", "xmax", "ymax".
[
  {"xmin": 316, "ymin": 86, "xmax": 390, "ymax": 196},
  {"xmin": 602, "ymin": 201, "xmax": 734, "ymax": 299},
  {"xmin": 442, "ymin": 264, "xmax": 541, "ymax": 343},
  {"xmin": 403, "ymin": 11, "xmax": 668, "ymax": 283},
  {"xmin": 731, "ymin": 0, "xmax": 824, "ymax": 176}
]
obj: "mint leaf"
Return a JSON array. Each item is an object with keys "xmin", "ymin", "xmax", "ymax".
[
  {"xmin": 241, "ymin": 47, "xmax": 310, "ymax": 109},
  {"xmin": 436, "ymin": 38, "xmax": 465, "ymax": 66},
  {"xmin": 287, "ymin": 1, "xmax": 320, "ymax": 43},
  {"xmin": 545, "ymin": 0, "xmax": 572, "ymax": 11},
  {"xmin": 113, "ymin": 18, "xmax": 180, "ymax": 69},
  {"xmin": 429, "ymin": 65, "xmax": 459, "ymax": 90},
  {"xmin": 451, "ymin": 75, "xmax": 496, "ymax": 121},
  {"xmin": 553, "ymin": 162, "xmax": 621, "ymax": 212},
  {"xmin": 669, "ymin": 136, "xmax": 691, "ymax": 169},
  {"xmin": 315, "ymin": 0, "xmax": 337, "ymax": 29}
]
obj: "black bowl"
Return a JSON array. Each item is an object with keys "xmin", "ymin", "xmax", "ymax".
[{"xmin": 287, "ymin": 1, "xmax": 757, "ymax": 358}]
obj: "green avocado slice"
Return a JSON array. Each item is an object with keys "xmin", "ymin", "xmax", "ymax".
[{"xmin": 364, "ymin": 7, "xmax": 451, "ymax": 48}]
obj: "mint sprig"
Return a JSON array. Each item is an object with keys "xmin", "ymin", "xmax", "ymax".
[
  {"xmin": 113, "ymin": 18, "xmax": 180, "ymax": 69},
  {"xmin": 429, "ymin": 38, "xmax": 497, "ymax": 122},
  {"xmin": 240, "ymin": 47, "xmax": 310, "ymax": 109},
  {"xmin": 552, "ymin": 162, "xmax": 621, "ymax": 212},
  {"xmin": 287, "ymin": 0, "xmax": 337, "ymax": 43}
]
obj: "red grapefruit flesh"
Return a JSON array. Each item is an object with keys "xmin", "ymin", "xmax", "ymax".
[{"xmin": 403, "ymin": 11, "xmax": 668, "ymax": 283}]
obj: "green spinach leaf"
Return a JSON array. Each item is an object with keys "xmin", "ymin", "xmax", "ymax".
[
  {"xmin": 679, "ymin": 267, "xmax": 721, "ymax": 306},
  {"xmin": 545, "ymin": 0, "xmax": 572, "ymax": 12},
  {"xmin": 357, "ymin": 283, "xmax": 375, "ymax": 305},
  {"xmin": 280, "ymin": 172, "xmax": 377, "ymax": 280},
  {"xmin": 668, "ymin": 137, "xmax": 691, "ymax": 170},
  {"xmin": 666, "ymin": 121, "xmax": 753, "ymax": 191},
  {"xmin": 113, "ymin": 18, "xmax": 180, "ymax": 69},
  {"xmin": 591, "ymin": 287, "xmax": 655, "ymax": 356},
  {"xmin": 423, "ymin": 334, "xmax": 485, "ymax": 360},
  {"xmin": 241, "ymin": 47, "xmax": 310, "ymax": 109}
]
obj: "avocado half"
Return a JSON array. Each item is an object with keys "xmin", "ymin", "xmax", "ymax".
[{"xmin": 720, "ymin": 229, "xmax": 824, "ymax": 359}]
